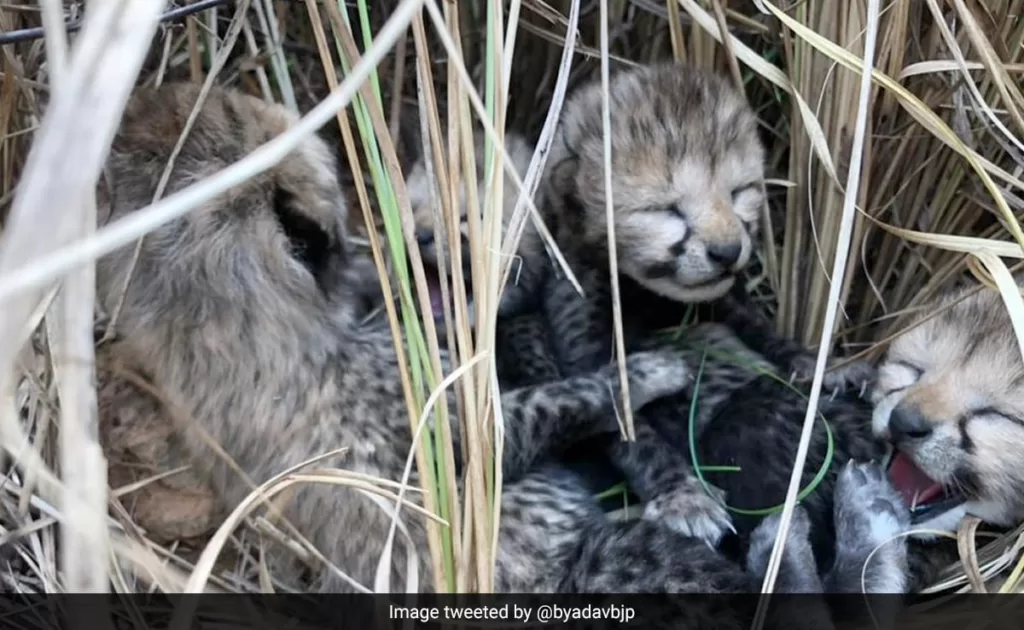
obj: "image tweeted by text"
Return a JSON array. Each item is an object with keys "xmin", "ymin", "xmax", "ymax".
[{"xmin": 389, "ymin": 603, "xmax": 636, "ymax": 624}]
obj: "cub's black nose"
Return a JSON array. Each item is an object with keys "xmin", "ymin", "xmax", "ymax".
[
  {"xmin": 416, "ymin": 229, "xmax": 434, "ymax": 247},
  {"xmin": 888, "ymin": 404, "xmax": 934, "ymax": 442},
  {"xmin": 706, "ymin": 241, "xmax": 742, "ymax": 268}
]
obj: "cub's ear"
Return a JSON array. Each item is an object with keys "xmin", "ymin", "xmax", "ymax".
[{"xmin": 272, "ymin": 186, "xmax": 335, "ymax": 285}]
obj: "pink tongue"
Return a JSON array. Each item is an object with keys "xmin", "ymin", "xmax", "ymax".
[
  {"xmin": 426, "ymin": 272, "xmax": 445, "ymax": 318},
  {"xmin": 887, "ymin": 451, "xmax": 944, "ymax": 507}
]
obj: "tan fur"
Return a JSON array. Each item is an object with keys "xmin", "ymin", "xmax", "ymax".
[
  {"xmin": 97, "ymin": 85, "xmax": 407, "ymax": 590},
  {"xmin": 872, "ymin": 281, "xmax": 1024, "ymax": 531},
  {"xmin": 97, "ymin": 350, "xmax": 222, "ymax": 543},
  {"xmin": 542, "ymin": 63, "xmax": 765, "ymax": 303}
]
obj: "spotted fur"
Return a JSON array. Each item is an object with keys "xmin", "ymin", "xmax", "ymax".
[
  {"xmin": 530, "ymin": 61, "xmax": 911, "ymax": 595},
  {"xmin": 405, "ymin": 125, "xmax": 739, "ymax": 548},
  {"xmin": 391, "ymin": 101, "xmax": 842, "ymax": 606}
]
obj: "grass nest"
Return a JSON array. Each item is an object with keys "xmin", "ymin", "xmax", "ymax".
[{"xmin": 0, "ymin": 0, "xmax": 1023, "ymax": 601}]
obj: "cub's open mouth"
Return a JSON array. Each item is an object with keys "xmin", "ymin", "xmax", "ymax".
[
  {"xmin": 885, "ymin": 450, "xmax": 966, "ymax": 524},
  {"xmin": 419, "ymin": 261, "xmax": 474, "ymax": 323}
]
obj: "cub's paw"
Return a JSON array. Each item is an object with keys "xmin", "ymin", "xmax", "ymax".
[
  {"xmin": 746, "ymin": 505, "xmax": 816, "ymax": 577},
  {"xmin": 755, "ymin": 503, "xmax": 813, "ymax": 544},
  {"xmin": 834, "ymin": 460, "xmax": 910, "ymax": 546},
  {"xmin": 606, "ymin": 349, "xmax": 693, "ymax": 410},
  {"xmin": 643, "ymin": 483, "xmax": 734, "ymax": 548},
  {"xmin": 789, "ymin": 354, "xmax": 876, "ymax": 399}
]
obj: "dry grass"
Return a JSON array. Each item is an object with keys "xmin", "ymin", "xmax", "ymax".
[{"xmin": 0, "ymin": 0, "xmax": 1022, "ymax": 600}]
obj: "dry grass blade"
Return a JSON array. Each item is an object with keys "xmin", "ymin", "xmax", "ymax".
[
  {"xmin": 487, "ymin": 0, "xmax": 584, "ymax": 575},
  {"xmin": 300, "ymin": 0, "xmax": 451, "ymax": 591},
  {"xmin": 321, "ymin": 0, "xmax": 456, "ymax": 590},
  {"xmin": 421, "ymin": 0, "xmax": 582, "ymax": 298},
  {"xmin": 597, "ymin": 0, "xmax": 634, "ymax": 440},
  {"xmin": 0, "ymin": 0, "xmax": 169, "ymax": 597},
  {"xmin": 38, "ymin": 0, "xmax": 106, "ymax": 595},
  {"xmin": 676, "ymin": 0, "xmax": 840, "ymax": 184},
  {"xmin": 758, "ymin": 0, "xmax": 1024, "ymax": 251},
  {"xmin": 899, "ymin": 60, "xmax": 1024, "ymax": 79},
  {"xmin": 47, "ymin": 194, "xmax": 108, "ymax": 593},
  {"xmin": 755, "ymin": 0, "xmax": 881, "ymax": 614},
  {"xmin": 956, "ymin": 516, "xmax": 987, "ymax": 593},
  {"xmin": 974, "ymin": 253, "xmax": 1024, "ymax": 369},
  {"xmin": 38, "ymin": 0, "xmax": 68, "ymax": 86},
  {"xmin": 949, "ymin": 0, "xmax": 1024, "ymax": 139},
  {"xmin": 374, "ymin": 351, "xmax": 487, "ymax": 593},
  {"xmin": 923, "ymin": 0, "xmax": 1024, "ymax": 156},
  {"xmin": 408, "ymin": 40, "xmax": 465, "ymax": 588},
  {"xmin": 177, "ymin": 447, "xmax": 442, "ymax": 601},
  {"xmin": 0, "ymin": 0, "xmax": 167, "ymax": 395}
]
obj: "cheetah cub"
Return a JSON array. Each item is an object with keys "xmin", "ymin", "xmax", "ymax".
[
  {"xmin": 403, "ymin": 128, "xmax": 560, "ymax": 386},
  {"xmin": 540, "ymin": 61, "xmax": 872, "ymax": 392},
  {"xmin": 404, "ymin": 129, "xmax": 549, "ymax": 328},
  {"xmin": 94, "ymin": 83, "xmax": 694, "ymax": 593},
  {"xmin": 536, "ymin": 62, "xmax": 908, "ymax": 591},
  {"xmin": 874, "ymin": 279, "xmax": 1024, "ymax": 585}
]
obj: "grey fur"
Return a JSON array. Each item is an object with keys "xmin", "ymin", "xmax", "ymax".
[{"xmin": 826, "ymin": 461, "xmax": 910, "ymax": 594}]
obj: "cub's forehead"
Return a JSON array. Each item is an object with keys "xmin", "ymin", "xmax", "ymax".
[
  {"xmin": 600, "ymin": 95, "xmax": 757, "ymax": 163},
  {"xmin": 890, "ymin": 287, "xmax": 1024, "ymax": 374},
  {"xmin": 564, "ymin": 66, "xmax": 758, "ymax": 152}
]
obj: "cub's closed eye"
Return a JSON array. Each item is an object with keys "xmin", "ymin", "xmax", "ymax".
[
  {"xmin": 893, "ymin": 360, "xmax": 924, "ymax": 379},
  {"xmin": 648, "ymin": 204, "xmax": 684, "ymax": 217},
  {"xmin": 730, "ymin": 183, "xmax": 759, "ymax": 201},
  {"xmin": 878, "ymin": 359, "xmax": 923, "ymax": 396},
  {"xmin": 968, "ymin": 407, "xmax": 1024, "ymax": 428}
]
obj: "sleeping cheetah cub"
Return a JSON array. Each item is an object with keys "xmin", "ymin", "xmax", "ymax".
[
  {"xmin": 540, "ymin": 61, "xmax": 871, "ymax": 392},
  {"xmin": 94, "ymin": 82, "xmax": 697, "ymax": 593},
  {"xmin": 535, "ymin": 62, "xmax": 909, "ymax": 592},
  {"xmin": 874, "ymin": 279, "xmax": 1024, "ymax": 585}
]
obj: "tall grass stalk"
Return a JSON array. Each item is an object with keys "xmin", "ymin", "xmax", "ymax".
[
  {"xmin": 0, "ymin": 0, "xmax": 169, "ymax": 596},
  {"xmin": 322, "ymin": 0, "xmax": 459, "ymax": 591},
  {"xmin": 596, "ymin": 0, "xmax": 636, "ymax": 441},
  {"xmin": 754, "ymin": 0, "xmax": 880, "ymax": 614}
]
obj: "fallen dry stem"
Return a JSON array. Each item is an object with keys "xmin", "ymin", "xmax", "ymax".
[{"xmin": 48, "ymin": 199, "xmax": 108, "ymax": 593}]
